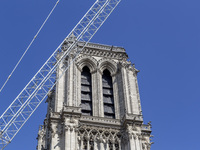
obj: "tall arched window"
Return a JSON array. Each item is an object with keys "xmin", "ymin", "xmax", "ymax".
[
  {"xmin": 81, "ymin": 66, "xmax": 92, "ymax": 116},
  {"xmin": 102, "ymin": 69, "xmax": 115, "ymax": 119}
]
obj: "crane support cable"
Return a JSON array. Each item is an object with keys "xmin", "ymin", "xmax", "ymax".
[
  {"xmin": 0, "ymin": 0, "xmax": 60, "ymax": 94},
  {"xmin": 0, "ymin": 0, "xmax": 121, "ymax": 149}
]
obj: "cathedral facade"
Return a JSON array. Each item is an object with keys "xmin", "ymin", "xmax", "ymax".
[{"xmin": 37, "ymin": 36, "xmax": 152, "ymax": 150}]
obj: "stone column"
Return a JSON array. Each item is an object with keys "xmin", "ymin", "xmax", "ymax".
[
  {"xmin": 50, "ymin": 122, "xmax": 62, "ymax": 150},
  {"xmin": 70, "ymin": 127, "xmax": 76, "ymax": 150},
  {"xmin": 80, "ymin": 136, "xmax": 84, "ymax": 150},
  {"xmin": 97, "ymin": 70, "xmax": 104, "ymax": 117},
  {"xmin": 138, "ymin": 135, "xmax": 143, "ymax": 150},
  {"xmin": 100, "ymin": 142, "xmax": 105, "ymax": 150},
  {"xmin": 105, "ymin": 141, "xmax": 109, "ymax": 150},
  {"xmin": 121, "ymin": 65, "xmax": 131, "ymax": 114},
  {"xmin": 67, "ymin": 56, "xmax": 74, "ymax": 106},
  {"xmin": 64, "ymin": 115, "xmax": 80, "ymax": 150},
  {"xmin": 55, "ymin": 60, "xmax": 66, "ymax": 112},
  {"xmin": 85, "ymin": 135, "xmax": 90, "ymax": 150},
  {"xmin": 112, "ymin": 144, "xmax": 116, "ymax": 150},
  {"xmin": 65, "ymin": 126, "xmax": 71, "ymax": 150},
  {"xmin": 73, "ymin": 64, "xmax": 78, "ymax": 107},
  {"xmin": 110, "ymin": 138, "xmax": 116, "ymax": 150},
  {"xmin": 126, "ymin": 125, "xmax": 138, "ymax": 150},
  {"xmin": 128, "ymin": 134, "xmax": 136, "ymax": 150},
  {"xmin": 127, "ymin": 69, "xmax": 140, "ymax": 115},
  {"xmin": 75, "ymin": 127, "xmax": 79, "ymax": 150},
  {"xmin": 135, "ymin": 75, "xmax": 142, "ymax": 115},
  {"xmin": 91, "ymin": 71, "xmax": 98, "ymax": 116},
  {"xmin": 50, "ymin": 133, "xmax": 61, "ymax": 150},
  {"xmin": 135, "ymin": 135, "xmax": 141, "ymax": 150},
  {"xmin": 99, "ymin": 136, "xmax": 105, "ymax": 150},
  {"xmin": 112, "ymin": 74, "xmax": 120, "ymax": 119},
  {"xmin": 93, "ymin": 138, "xmax": 98, "ymax": 150},
  {"xmin": 76, "ymin": 69, "xmax": 81, "ymax": 107},
  {"xmin": 118, "ymin": 140, "xmax": 122, "ymax": 150}
]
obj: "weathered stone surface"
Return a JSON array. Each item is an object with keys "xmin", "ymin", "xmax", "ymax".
[{"xmin": 37, "ymin": 40, "xmax": 152, "ymax": 150}]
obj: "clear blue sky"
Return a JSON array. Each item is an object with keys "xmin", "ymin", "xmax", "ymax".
[{"xmin": 0, "ymin": 0, "xmax": 200, "ymax": 149}]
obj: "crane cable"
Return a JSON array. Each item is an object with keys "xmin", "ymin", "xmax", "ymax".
[{"xmin": 0, "ymin": 0, "xmax": 60, "ymax": 94}]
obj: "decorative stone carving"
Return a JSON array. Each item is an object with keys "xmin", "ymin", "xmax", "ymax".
[
  {"xmin": 133, "ymin": 134, "xmax": 137, "ymax": 140},
  {"xmin": 78, "ymin": 125, "xmax": 121, "ymax": 148},
  {"xmin": 49, "ymin": 123, "xmax": 56, "ymax": 138},
  {"xmin": 98, "ymin": 58, "xmax": 118, "ymax": 76},
  {"xmin": 81, "ymin": 48, "xmax": 127, "ymax": 60},
  {"xmin": 37, "ymin": 41, "xmax": 152, "ymax": 150},
  {"xmin": 57, "ymin": 122, "xmax": 64, "ymax": 135},
  {"xmin": 142, "ymin": 143, "xmax": 146, "ymax": 150},
  {"xmin": 37, "ymin": 125, "xmax": 45, "ymax": 139},
  {"xmin": 75, "ymin": 55, "xmax": 98, "ymax": 73}
]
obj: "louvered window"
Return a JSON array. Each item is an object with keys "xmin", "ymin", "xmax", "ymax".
[
  {"xmin": 102, "ymin": 69, "xmax": 115, "ymax": 119},
  {"xmin": 81, "ymin": 66, "xmax": 92, "ymax": 116}
]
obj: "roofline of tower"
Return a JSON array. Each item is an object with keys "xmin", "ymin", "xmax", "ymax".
[{"xmin": 78, "ymin": 41, "xmax": 126, "ymax": 53}]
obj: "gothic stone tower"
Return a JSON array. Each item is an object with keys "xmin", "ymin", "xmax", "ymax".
[{"xmin": 37, "ymin": 35, "xmax": 152, "ymax": 150}]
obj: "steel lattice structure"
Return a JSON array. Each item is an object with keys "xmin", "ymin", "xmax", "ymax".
[{"xmin": 0, "ymin": 0, "xmax": 121, "ymax": 149}]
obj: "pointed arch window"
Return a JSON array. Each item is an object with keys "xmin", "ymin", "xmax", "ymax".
[
  {"xmin": 81, "ymin": 66, "xmax": 92, "ymax": 116},
  {"xmin": 102, "ymin": 69, "xmax": 115, "ymax": 119}
]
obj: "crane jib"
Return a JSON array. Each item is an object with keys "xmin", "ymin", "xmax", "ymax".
[{"xmin": 0, "ymin": 0, "xmax": 121, "ymax": 149}]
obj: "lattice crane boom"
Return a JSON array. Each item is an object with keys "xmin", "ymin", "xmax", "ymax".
[{"xmin": 0, "ymin": 0, "xmax": 121, "ymax": 149}]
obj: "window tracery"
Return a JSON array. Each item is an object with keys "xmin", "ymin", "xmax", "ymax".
[{"xmin": 78, "ymin": 126, "xmax": 121, "ymax": 150}]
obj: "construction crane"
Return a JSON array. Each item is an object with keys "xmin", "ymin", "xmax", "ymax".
[{"xmin": 0, "ymin": 0, "xmax": 121, "ymax": 149}]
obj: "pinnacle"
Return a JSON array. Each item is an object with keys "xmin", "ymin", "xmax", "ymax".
[
  {"xmin": 65, "ymin": 32, "xmax": 77, "ymax": 42},
  {"xmin": 70, "ymin": 32, "xmax": 76, "ymax": 38}
]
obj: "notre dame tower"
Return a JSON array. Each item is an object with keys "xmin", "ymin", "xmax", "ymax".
[{"xmin": 37, "ymin": 35, "xmax": 152, "ymax": 150}]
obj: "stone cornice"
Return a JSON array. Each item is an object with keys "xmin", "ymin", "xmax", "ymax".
[
  {"xmin": 78, "ymin": 42, "xmax": 126, "ymax": 53},
  {"xmin": 62, "ymin": 41, "xmax": 128, "ymax": 60},
  {"xmin": 81, "ymin": 48, "xmax": 128, "ymax": 60},
  {"xmin": 80, "ymin": 116, "xmax": 121, "ymax": 129},
  {"xmin": 123, "ymin": 114, "xmax": 143, "ymax": 122},
  {"xmin": 49, "ymin": 112, "xmax": 61, "ymax": 121}
]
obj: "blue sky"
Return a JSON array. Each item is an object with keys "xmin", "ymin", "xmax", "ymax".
[{"xmin": 0, "ymin": 0, "xmax": 200, "ymax": 149}]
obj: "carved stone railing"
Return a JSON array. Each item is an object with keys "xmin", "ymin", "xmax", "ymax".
[
  {"xmin": 80, "ymin": 116, "xmax": 121, "ymax": 127},
  {"xmin": 141, "ymin": 124, "xmax": 151, "ymax": 131}
]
